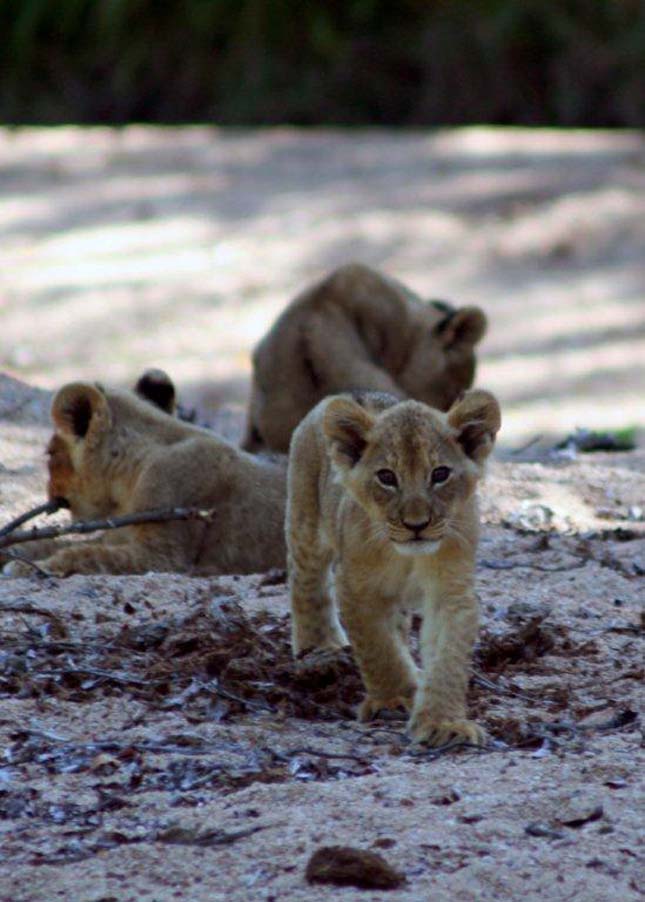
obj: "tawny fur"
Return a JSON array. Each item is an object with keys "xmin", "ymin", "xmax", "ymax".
[
  {"xmin": 5, "ymin": 371, "xmax": 286, "ymax": 577},
  {"xmin": 243, "ymin": 263, "xmax": 487, "ymax": 453},
  {"xmin": 286, "ymin": 389, "xmax": 501, "ymax": 746}
]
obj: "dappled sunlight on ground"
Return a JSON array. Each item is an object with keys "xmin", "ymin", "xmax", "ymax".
[{"xmin": 1, "ymin": 126, "xmax": 643, "ymax": 445}]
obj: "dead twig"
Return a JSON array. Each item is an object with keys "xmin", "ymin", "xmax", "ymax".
[
  {"xmin": 35, "ymin": 667, "xmax": 166, "ymax": 687},
  {"xmin": 0, "ymin": 499, "xmax": 64, "ymax": 538},
  {"xmin": 516, "ymin": 709, "xmax": 638, "ymax": 748},
  {"xmin": 31, "ymin": 823, "xmax": 273, "ymax": 865},
  {"xmin": 280, "ymin": 746, "xmax": 368, "ymax": 764},
  {"xmin": 472, "ymin": 672, "xmax": 536, "ymax": 702},
  {"xmin": 406, "ymin": 739, "xmax": 499, "ymax": 759},
  {"xmin": 479, "ymin": 558, "xmax": 586, "ymax": 573},
  {"xmin": 2, "ymin": 548, "xmax": 52, "ymax": 577},
  {"xmin": 510, "ymin": 434, "xmax": 543, "ymax": 455},
  {"xmin": 212, "ymin": 682, "xmax": 272, "ymax": 712},
  {"xmin": 0, "ymin": 602, "xmax": 64, "ymax": 621},
  {"xmin": 0, "ymin": 506, "xmax": 216, "ymax": 550},
  {"xmin": 156, "ymin": 824, "xmax": 272, "ymax": 846}
]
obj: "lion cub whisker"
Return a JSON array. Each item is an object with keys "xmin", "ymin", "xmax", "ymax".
[{"xmin": 287, "ymin": 388, "xmax": 501, "ymax": 747}]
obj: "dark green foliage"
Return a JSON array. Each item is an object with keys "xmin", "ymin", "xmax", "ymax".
[{"xmin": 1, "ymin": 0, "xmax": 644, "ymax": 125}]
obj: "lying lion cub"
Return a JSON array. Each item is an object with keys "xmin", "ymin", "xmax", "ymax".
[
  {"xmin": 287, "ymin": 388, "xmax": 500, "ymax": 746},
  {"xmin": 244, "ymin": 263, "xmax": 487, "ymax": 452},
  {"xmin": 5, "ymin": 371, "xmax": 286, "ymax": 577}
]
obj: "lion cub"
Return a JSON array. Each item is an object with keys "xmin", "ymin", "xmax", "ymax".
[
  {"xmin": 5, "ymin": 371, "xmax": 286, "ymax": 577},
  {"xmin": 244, "ymin": 263, "xmax": 487, "ymax": 452},
  {"xmin": 287, "ymin": 389, "xmax": 500, "ymax": 746}
]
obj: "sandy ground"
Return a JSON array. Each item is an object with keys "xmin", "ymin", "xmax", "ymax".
[{"xmin": 0, "ymin": 128, "xmax": 644, "ymax": 900}]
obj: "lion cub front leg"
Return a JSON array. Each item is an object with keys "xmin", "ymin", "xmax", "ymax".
[
  {"xmin": 289, "ymin": 539, "xmax": 347, "ymax": 656},
  {"xmin": 337, "ymin": 575, "xmax": 418, "ymax": 721},
  {"xmin": 408, "ymin": 579, "xmax": 484, "ymax": 747}
]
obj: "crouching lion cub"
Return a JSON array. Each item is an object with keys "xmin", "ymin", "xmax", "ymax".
[
  {"xmin": 5, "ymin": 371, "xmax": 286, "ymax": 577},
  {"xmin": 287, "ymin": 388, "xmax": 501, "ymax": 746},
  {"xmin": 244, "ymin": 263, "xmax": 487, "ymax": 453}
]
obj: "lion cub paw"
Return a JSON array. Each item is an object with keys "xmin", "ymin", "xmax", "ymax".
[
  {"xmin": 407, "ymin": 713, "xmax": 486, "ymax": 748},
  {"xmin": 3, "ymin": 559, "xmax": 37, "ymax": 578},
  {"xmin": 357, "ymin": 689, "xmax": 415, "ymax": 723}
]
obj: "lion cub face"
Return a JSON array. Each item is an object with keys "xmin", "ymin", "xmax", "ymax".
[
  {"xmin": 323, "ymin": 391, "xmax": 500, "ymax": 556},
  {"xmin": 46, "ymin": 370, "xmax": 177, "ymax": 519}
]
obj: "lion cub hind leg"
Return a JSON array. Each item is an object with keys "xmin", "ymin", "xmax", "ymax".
[
  {"xmin": 287, "ymin": 426, "xmax": 348, "ymax": 656},
  {"xmin": 33, "ymin": 529, "xmax": 177, "ymax": 577}
]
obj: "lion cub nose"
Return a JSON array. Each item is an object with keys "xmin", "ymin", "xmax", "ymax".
[{"xmin": 402, "ymin": 516, "xmax": 431, "ymax": 535}]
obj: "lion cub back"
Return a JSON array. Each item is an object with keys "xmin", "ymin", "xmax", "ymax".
[{"xmin": 244, "ymin": 263, "xmax": 487, "ymax": 453}]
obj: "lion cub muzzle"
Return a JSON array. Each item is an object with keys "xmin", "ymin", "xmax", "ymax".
[{"xmin": 393, "ymin": 536, "xmax": 442, "ymax": 557}]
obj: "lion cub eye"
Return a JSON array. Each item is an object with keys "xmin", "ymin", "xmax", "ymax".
[
  {"xmin": 376, "ymin": 469, "xmax": 398, "ymax": 488},
  {"xmin": 431, "ymin": 466, "xmax": 451, "ymax": 485}
]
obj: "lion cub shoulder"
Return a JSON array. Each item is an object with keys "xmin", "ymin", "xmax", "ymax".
[
  {"xmin": 287, "ymin": 388, "xmax": 500, "ymax": 746},
  {"xmin": 6, "ymin": 370, "xmax": 286, "ymax": 578},
  {"xmin": 244, "ymin": 263, "xmax": 487, "ymax": 452}
]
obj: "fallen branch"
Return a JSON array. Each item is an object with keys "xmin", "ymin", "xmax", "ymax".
[
  {"xmin": 0, "ymin": 499, "xmax": 64, "ymax": 538},
  {"xmin": 0, "ymin": 506, "xmax": 216, "ymax": 550}
]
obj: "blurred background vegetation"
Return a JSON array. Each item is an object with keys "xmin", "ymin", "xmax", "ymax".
[{"xmin": 2, "ymin": 0, "xmax": 645, "ymax": 126}]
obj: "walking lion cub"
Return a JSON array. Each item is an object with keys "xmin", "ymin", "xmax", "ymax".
[
  {"xmin": 5, "ymin": 371, "xmax": 286, "ymax": 577},
  {"xmin": 244, "ymin": 263, "xmax": 487, "ymax": 452},
  {"xmin": 287, "ymin": 388, "xmax": 500, "ymax": 746}
]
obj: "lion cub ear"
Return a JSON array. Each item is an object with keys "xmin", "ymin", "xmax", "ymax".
[
  {"xmin": 52, "ymin": 383, "xmax": 111, "ymax": 440},
  {"xmin": 436, "ymin": 306, "xmax": 487, "ymax": 349},
  {"xmin": 447, "ymin": 389, "xmax": 501, "ymax": 463},
  {"xmin": 134, "ymin": 368, "xmax": 176, "ymax": 414},
  {"xmin": 323, "ymin": 397, "xmax": 375, "ymax": 469}
]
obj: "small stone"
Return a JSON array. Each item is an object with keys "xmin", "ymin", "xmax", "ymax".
[
  {"xmin": 372, "ymin": 837, "xmax": 396, "ymax": 849},
  {"xmin": 525, "ymin": 822, "xmax": 565, "ymax": 839},
  {"xmin": 305, "ymin": 845, "xmax": 406, "ymax": 889},
  {"xmin": 459, "ymin": 812, "xmax": 484, "ymax": 824},
  {"xmin": 604, "ymin": 779, "xmax": 627, "ymax": 789},
  {"xmin": 557, "ymin": 798, "xmax": 604, "ymax": 828},
  {"xmin": 507, "ymin": 503, "xmax": 554, "ymax": 532}
]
